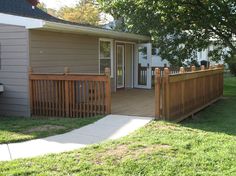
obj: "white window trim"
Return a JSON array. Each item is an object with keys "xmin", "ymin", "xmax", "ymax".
[
  {"xmin": 99, "ymin": 38, "xmax": 114, "ymax": 78},
  {"xmin": 116, "ymin": 45, "xmax": 125, "ymax": 88}
]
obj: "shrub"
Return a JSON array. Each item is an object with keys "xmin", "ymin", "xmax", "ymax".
[{"xmin": 227, "ymin": 56, "xmax": 236, "ymax": 76}]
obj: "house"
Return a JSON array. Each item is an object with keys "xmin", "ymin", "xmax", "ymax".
[{"xmin": 0, "ymin": 0, "xmax": 160, "ymax": 117}]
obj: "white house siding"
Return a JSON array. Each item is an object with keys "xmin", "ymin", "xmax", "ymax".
[{"xmin": 0, "ymin": 24, "xmax": 30, "ymax": 117}]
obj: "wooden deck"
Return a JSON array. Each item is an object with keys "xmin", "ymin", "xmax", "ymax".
[{"xmin": 111, "ymin": 89, "xmax": 155, "ymax": 117}]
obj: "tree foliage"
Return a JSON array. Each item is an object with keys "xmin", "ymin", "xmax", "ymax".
[
  {"xmin": 37, "ymin": 2, "xmax": 58, "ymax": 17},
  {"xmin": 57, "ymin": 0, "xmax": 100, "ymax": 25},
  {"xmin": 98, "ymin": 0, "xmax": 236, "ymax": 66},
  {"xmin": 37, "ymin": 2, "xmax": 48, "ymax": 12}
]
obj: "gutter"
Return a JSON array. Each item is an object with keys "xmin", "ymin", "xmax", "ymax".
[
  {"xmin": 42, "ymin": 21, "xmax": 151, "ymax": 42},
  {"xmin": 0, "ymin": 13, "xmax": 150, "ymax": 41}
]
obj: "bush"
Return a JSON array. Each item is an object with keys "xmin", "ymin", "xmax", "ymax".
[
  {"xmin": 227, "ymin": 56, "xmax": 236, "ymax": 76},
  {"xmin": 228, "ymin": 62, "xmax": 236, "ymax": 76}
]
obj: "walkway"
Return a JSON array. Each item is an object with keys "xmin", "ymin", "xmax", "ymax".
[{"xmin": 0, "ymin": 115, "xmax": 153, "ymax": 161}]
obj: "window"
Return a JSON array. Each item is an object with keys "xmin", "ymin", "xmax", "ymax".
[{"xmin": 99, "ymin": 39, "xmax": 113, "ymax": 77}]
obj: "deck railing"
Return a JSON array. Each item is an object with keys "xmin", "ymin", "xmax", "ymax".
[
  {"xmin": 29, "ymin": 67, "xmax": 111, "ymax": 118},
  {"xmin": 155, "ymin": 65, "xmax": 224, "ymax": 122}
]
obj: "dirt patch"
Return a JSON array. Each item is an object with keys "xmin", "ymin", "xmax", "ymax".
[
  {"xmin": 155, "ymin": 124, "xmax": 177, "ymax": 130},
  {"xmin": 105, "ymin": 145, "xmax": 129, "ymax": 158},
  {"xmin": 24, "ymin": 125, "xmax": 66, "ymax": 133},
  {"xmin": 93, "ymin": 144, "xmax": 171, "ymax": 164},
  {"xmin": 132, "ymin": 144, "xmax": 171, "ymax": 158}
]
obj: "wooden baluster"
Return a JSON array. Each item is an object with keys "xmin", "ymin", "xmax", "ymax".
[
  {"xmin": 163, "ymin": 68, "xmax": 170, "ymax": 120},
  {"xmin": 97, "ymin": 81, "xmax": 101, "ymax": 115},
  {"xmin": 79, "ymin": 81, "xmax": 82, "ymax": 117},
  {"xmin": 179, "ymin": 67, "xmax": 185, "ymax": 117},
  {"xmin": 94, "ymin": 81, "xmax": 97, "ymax": 116},
  {"xmin": 201, "ymin": 65, "xmax": 206, "ymax": 104},
  {"xmin": 64, "ymin": 67, "xmax": 70, "ymax": 117},
  {"xmin": 155, "ymin": 68, "xmax": 161, "ymax": 119},
  {"xmin": 192, "ymin": 66, "xmax": 197, "ymax": 115}
]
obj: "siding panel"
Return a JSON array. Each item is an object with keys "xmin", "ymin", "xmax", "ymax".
[
  {"xmin": 30, "ymin": 30, "xmax": 99, "ymax": 73},
  {"xmin": 0, "ymin": 23, "xmax": 30, "ymax": 117}
]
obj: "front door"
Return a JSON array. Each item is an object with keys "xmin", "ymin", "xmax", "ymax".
[
  {"xmin": 135, "ymin": 43, "xmax": 152, "ymax": 89},
  {"xmin": 116, "ymin": 45, "xmax": 125, "ymax": 88}
]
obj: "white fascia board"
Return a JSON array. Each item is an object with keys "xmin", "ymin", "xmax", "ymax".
[
  {"xmin": 0, "ymin": 13, "xmax": 150, "ymax": 41},
  {"xmin": 43, "ymin": 21, "xmax": 150, "ymax": 42},
  {"xmin": 0, "ymin": 13, "xmax": 44, "ymax": 29}
]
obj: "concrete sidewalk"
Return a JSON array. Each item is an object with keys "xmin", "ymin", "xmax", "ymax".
[{"xmin": 0, "ymin": 115, "xmax": 153, "ymax": 161}]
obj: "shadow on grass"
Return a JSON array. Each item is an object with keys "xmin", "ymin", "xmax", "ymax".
[
  {"xmin": 181, "ymin": 77, "xmax": 236, "ymax": 136},
  {"xmin": 181, "ymin": 97, "xmax": 236, "ymax": 137},
  {"xmin": 0, "ymin": 116, "xmax": 101, "ymax": 144}
]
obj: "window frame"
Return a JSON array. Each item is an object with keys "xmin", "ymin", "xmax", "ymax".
[{"xmin": 99, "ymin": 38, "xmax": 114, "ymax": 78}]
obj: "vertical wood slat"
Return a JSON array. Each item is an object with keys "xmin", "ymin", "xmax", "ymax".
[
  {"xmin": 180, "ymin": 67, "xmax": 185, "ymax": 116},
  {"xmin": 163, "ymin": 68, "xmax": 170, "ymax": 120},
  {"xmin": 105, "ymin": 68, "xmax": 111, "ymax": 114},
  {"xmin": 97, "ymin": 81, "xmax": 101, "ymax": 115},
  {"xmin": 79, "ymin": 81, "xmax": 82, "ymax": 117},
  {"xmin": 29, "ymin": 67, "xmax": 111, "ymax": 118},
  {"xmin": 64, "ymin": 67, "xmax": 70, "ymax": 117},
  {"xmin": 155, "ymin": 68, "xmax": 161, "ymax": 119},
  {"xmin": 155, "ymin": 66, "xmax": 224, "ymax": 122}
]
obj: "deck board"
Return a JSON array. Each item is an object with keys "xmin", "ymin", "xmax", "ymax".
[{"xmin": 111, "ymin": 89, "xmax": 155, "ymax": 117}]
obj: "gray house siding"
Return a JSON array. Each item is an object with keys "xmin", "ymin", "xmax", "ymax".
[
  {"xmin": 29, "ymin": 30, "xmax": 117, "ymax": 92},
  {"xmin": 29, "ymin": 30, "xmax": 99, "ymax": 73},
  {"xmin": 0, "ymin": 23, "xmax": 30, "ymax": 117}
]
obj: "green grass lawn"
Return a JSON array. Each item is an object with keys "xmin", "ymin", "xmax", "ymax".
[
  {"xmin": 0, "ymin": 77, "xmax": 236, "ymax": 176},
  {"xmin": 0, "ymin": 116, "xmax": 101, "ymax": 144}
]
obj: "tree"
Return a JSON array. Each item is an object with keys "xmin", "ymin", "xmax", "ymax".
[
  {"xmin": 37, "ymin": 2, "xmax": 58, "ymax": 17},
  {"xmin": 58, "ymin": 0, "xmax": 100, "ymax": 25},
  {"xmin": 98, "ymin": 0, "xmax": 236, "ymax": 66},
  {"xmin": 37, "ymin": 2, "xmax": 47, "ymax": 12}
]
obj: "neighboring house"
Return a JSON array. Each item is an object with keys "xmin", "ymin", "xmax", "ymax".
[
  {"xmin": 0, "ymin": 0, "xmax": 158, "ymax": 117},
  {"xmin": 196, "ymin": 46, "xmax": 225, "ymax": 66}
]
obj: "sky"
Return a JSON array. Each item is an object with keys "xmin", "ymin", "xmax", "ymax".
[
  {"xmin": 38, "ymin": 0, "xmax": 114, "ymax": 23},
  {"xmin": 39, "ymin": 0, "xmax": 79, "ymax": 10}
]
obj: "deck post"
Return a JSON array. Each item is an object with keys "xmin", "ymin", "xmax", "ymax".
[
  {"xmin": 180, "ymin": 67, "xmax": 185, "ymax": 74},
  {"xmin": 105, "ymin": 67, "xmax": 111, "ymax": 114},
  {"xmin": 192, "ymin": 66, "xmax": 197, "ymax": 114},
  {"xmin": 201, "ymin": 65, "xmax": 205, "ymax": 71},
  {"xmin": 64, "ymin": 67, "xmax": 70, "ymax": 117},
  {"xmin": 163, "ymin": 68, "xmax": 170, "ymax": 120},
  {"xmin": 179, "ymin": 67, "xmax": 185, "ymax": 116},
  {"xmin": 155, "ymin": 68, "xmax": 161, "ymax": 119}
]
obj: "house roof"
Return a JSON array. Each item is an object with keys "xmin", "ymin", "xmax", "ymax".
[
  {"xmin": 0, "ymin": 0, "xmax": 150, "ymax": 41},
  {"xmin": 0, "ymin": 0, "xmax": 94, "ymax": 27}
]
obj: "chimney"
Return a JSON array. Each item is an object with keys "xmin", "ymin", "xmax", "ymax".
[{"xmin": 27, "ymin": 0, "xmax": 39, "ymax": 7}]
